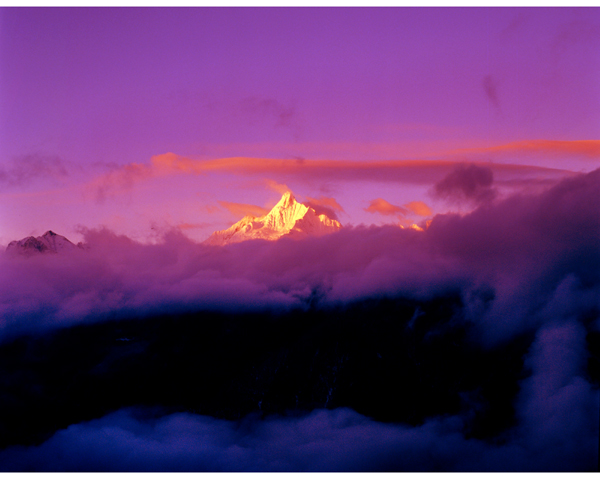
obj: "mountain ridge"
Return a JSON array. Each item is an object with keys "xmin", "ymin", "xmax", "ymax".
[
  {"xmin": 6, "ymin": 230, "xmax": 80, "ymax": 256},
  {"xmin": 5, "ymin": 192, "xmax": 344, "ymax": 252},
  {"xmin": 205, "ymin": 192, "xmax": 342, "ymax": 245}
]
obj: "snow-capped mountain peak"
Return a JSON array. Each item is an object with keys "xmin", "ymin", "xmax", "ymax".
[
  {"xmin": 6, "ymin": 230, "xmax": 80, "ymax": 256},
  {"xmin": 206, "ymin": 192, "xmax": 342, "ymax": 245},
  {"xmin": 262, "ymin": 192, "xmax": 309, "ymax": 230},
  {"xmin": 274, "ymin": 191, "xmax": 295, "ymax": 208}
]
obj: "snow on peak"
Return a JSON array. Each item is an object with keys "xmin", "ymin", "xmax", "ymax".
[
  {"xmin": 6, "ymin": 230, "xmax": 80, "ymax": 256},
  {"xmin": 275, "ymin": 191, "xmax": 295, "ymax": 208},
  {"xmin": 206, "ymin": 192, "xmax": 342, "ymax": 245}
]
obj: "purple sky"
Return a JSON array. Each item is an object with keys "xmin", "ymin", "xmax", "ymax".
[{"xmin": 1, "ymin": 7, "xmax": 599, "ymax": 244}]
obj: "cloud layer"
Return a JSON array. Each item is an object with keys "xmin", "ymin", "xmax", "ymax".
[
  {"xmin": 1, "ymin": 361, "xmax": 597, "ymax": 473},
  {"xmin": 2, "ymin": 168, "xmax": 599, "ymax": 338},
  {"xmin": 0, "ymin": 168, "xmax": 599, "ymax": 470},
  {"xmin": 433, "ymin": 163, "xmax": 497, "ymax": 204}
]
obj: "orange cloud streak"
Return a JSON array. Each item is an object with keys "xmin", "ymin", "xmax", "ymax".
[
  {"xmin": 365, "ymin": 198, "xmax": 408, "ymax": 217},
  {"xmin": 455, "ymin": 140, "xmax": 600, "ymax": 158},
  {"xmin": 151, "ymin": 153, "xmax": 459, "ymax": 177},
  {"xmin": 87, "ymin": 144, "xmax": 579, "ymax": 200},
  {"xmin": 149, "ymin": 153, "xmax": 572, "ymax": 180}
]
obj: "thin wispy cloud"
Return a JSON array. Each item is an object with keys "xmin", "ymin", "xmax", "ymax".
[
  {"xmin": 218, "ymin": 201, "xmax": 269, "ymax": 219},
  {"xmin": 83, "ymin": 148, "xmax": 576, "ymax": 202},
  {"xmin": 482, "ymin": 75, "xmax": 501, "ymax": 113},
  {"xmin": 0, "ymin": 155, "xmax": 69, "ymax": 187}
]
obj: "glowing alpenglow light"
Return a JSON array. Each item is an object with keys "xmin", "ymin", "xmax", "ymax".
[{"xmin": 205, "ymin": 191, "xmax": 341, "ymax": 245}]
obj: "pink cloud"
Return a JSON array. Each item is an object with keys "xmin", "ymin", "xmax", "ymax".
[
  {"xmin": 305, "ymin": 196, "xmax": 344, "ymax": 212},
  {"xmin": 163, "ymin": 154, "xmax": 573, "ymax": 189},
  {"xmin": 177, "ymin": 222, "xmax": 212, "ymax": 231},
  {"xmin": 364, "ymin": 198, "xmax": 408, "ymax": 217},
  {"xmin": 218, "ymin": 201, "xmax": 269, "ymax": 219},
  {"xmin": 404, "ymin": 201, "xmax": 432, "ymax": 217},
  {"xmin": 304, "ymin": 195, "xmax": 344, "ymax": 221},
  {"xmin": 87, "ymin": 162, "xmax": 153, "ymax": 202},
  {"xmin": 83, "ymin": 146, "xmax": 578, "ymax": 203},
  {"xmin": 203, "ymin": 205, "xmax": 221, "ymax": 214},
  {"xmin": 264, "ymin": 179, "xmax": 291, "ymax": 195},
  {"xmin": 364, "ymin": 198, "xmax": 432, "ymax": 221},
  {"xmin": 454, "ymin": 140, "xmax": 600, "ymax": 159}
]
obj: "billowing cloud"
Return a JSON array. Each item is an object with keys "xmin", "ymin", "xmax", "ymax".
[
  {"xmin": 218, "ymin": 201, "xmax": 269, "ymax": 219},
  {"xmin": 305, "ymin": 195, "xmax": 344, "ymax": 221},
  {"xmin": 433, "ymin": 163, "xmax": 497, "ymax": 204},
  {"xmin": 0, "ymin": 168, "xmax": 599, "ymax": 470},
  {"xmin": 3, "ymin": 168, "xmax": 598, "ymax": 340},
  {"xmin": 0, "ymin": 390, "xmax": 596, "ymax": 472}
]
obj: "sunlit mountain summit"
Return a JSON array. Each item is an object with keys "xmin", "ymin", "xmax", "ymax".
[
  {"xmin": 6, "ymin": 230, "xmax": 80, "ymax": 256},
  {"xmin": 206, "ymin": 191, "xmax": 342, "ymax": 245}
]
